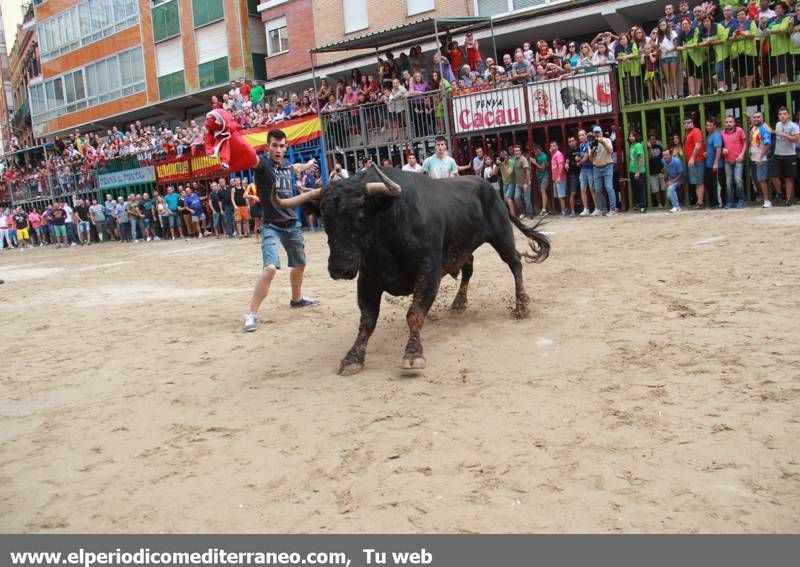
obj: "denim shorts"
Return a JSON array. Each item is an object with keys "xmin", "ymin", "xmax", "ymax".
[
  {"xmin": 555, "ymin": 180, "xmax": 567, "ymax": 198},
  {"xmin": 537, "ymin": 174, "xmax": 550, "ymax": 191},
  {"xmin": 752, "ymin": 160, "xmax": 769, "ymax": 182},
  {"xmin": 579, "ymin": 169, "xmax": 594, "ymax": 191},
  {"xmin": 191, "ymin": 213, "xmax": 206, "ymax": 223},
  {"xmin": 504, "ymin": 182, "xmax": 515, "ymax": 199},
  {"xmin": 143, "ymin": 218, "xmax": 152, "ymax": 228},
  {"xmin": 688, "ymin": 162, "xmax": 705, "ymax": 185},
  {"xmin": 261, "ymin": 222, "xmax": 306, "ymax": 269}
]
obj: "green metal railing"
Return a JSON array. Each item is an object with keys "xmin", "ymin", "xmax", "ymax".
[{"xmin": 615, "ymin": 27, "xmax": 800, "ymax": 210}]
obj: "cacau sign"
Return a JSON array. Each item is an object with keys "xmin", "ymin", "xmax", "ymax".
[{"xmin": 451, "ymin": 86, "xmax": 527, "ymax": 134}]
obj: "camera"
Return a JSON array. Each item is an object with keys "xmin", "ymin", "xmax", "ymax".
[{"xmin": 590, "ymin": 138, "xmax": 599, "ymax": 150}]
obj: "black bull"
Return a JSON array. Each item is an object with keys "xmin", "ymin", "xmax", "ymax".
[{"xmin": 273, "ymin": 166, "xmax": 550, "ymax": 375}]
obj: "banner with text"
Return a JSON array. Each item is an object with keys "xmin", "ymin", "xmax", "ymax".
[
  {"xmin": 451, "ymin": 86, "xmax": 527, "ymax": 134},
  {"xmin": 1, "ymin": 535, "xmax": 798, "ymax": 567},
  {"xmin": 97, "ymin": 166, "xmax": 156, "ymax": 190},
  {"xmin": 528, "ymin": 70, "xmax": 614, "ymax": 123}
]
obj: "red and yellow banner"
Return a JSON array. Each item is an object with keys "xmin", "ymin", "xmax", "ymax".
[
  {"xmin": 242, "ymin": 115, "xmax": 322, "ymax": 150},
  {"xmin": 154, "ymin": 115, "xmax": 322, "ymax": 184},
  {"xmin": 190, "ymin": 155, "xmax": 223, "ymax": 178},
  {"xmin": 155, "ymin": 159, "xmax": 191, "ymax": 183}
]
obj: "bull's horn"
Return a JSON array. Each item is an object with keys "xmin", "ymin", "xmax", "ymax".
[
  {"xmin": 366, "ymin": 166, "xmax": 402, "ymax": 196},
  {"xmin": 271, "ymin": 188, "xmax": 322, "ymax": 209}
]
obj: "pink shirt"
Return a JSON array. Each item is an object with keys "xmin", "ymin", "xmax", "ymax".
[
  {"xmin": 721, "ymin": 127, "xmax": 745, "ymax": 163},
  {"xmin": 28, "ymin": 212, "xmax": 42, "ymax": 229},
  {"xmin": 550, "ymin": 150, "xmax": 566, "ymax": 182},
  {"xmin": 342, "ymin": 91, "xmax": 359, "ymax": 107}
]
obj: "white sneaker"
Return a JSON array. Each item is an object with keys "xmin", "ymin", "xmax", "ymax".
[
  {"xmin": 579, "ymin": 209, "xmax": 590, "ymax": 217},
  {"xmin": 133, "ymin": 239, "xmax": 140, "ymax": 243},
  {"xmin": 762, "ymin": 200, "xmax": 773, "ymax": 208},
  {"xmin": 670, "ymin": 206, "xmax": 679, "ymax": 213},
  {"xmin": 146, "ymin": 237, "xmax": 151, "ymax": 242},
  {"xmin": 70, "ymin": 242, "xmax": 77, "ymax": 246},
  {"xmin": 154, "ymin": 236, "xmax": 161, "ymax": 241},
  {"xmin": 171, "ymin": 236, "xmax": 176, "ymax": 241},
  {"xmin": 243, "ymin": 313, "xmax": 258, "ymax": 332},
  {"xmin": 590, "ymin": 209, "xmax": 602, "ymax": 216},
  {"xmin": 606, "ymin": 209, "xmax": 618, "ymax": 216}
]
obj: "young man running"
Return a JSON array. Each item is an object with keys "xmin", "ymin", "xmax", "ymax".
[{"xmin": 243, "ymin": 130, "xmax": 319, "ymax": 332}]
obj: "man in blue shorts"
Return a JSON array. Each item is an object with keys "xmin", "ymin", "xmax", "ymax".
[
  {"xmin": 244, "ymin": 129, "xmax": 319, "ymax": 332},
  {"xmin": 748, "ymin": 111, "xmax": 772, "ymax": 207}
]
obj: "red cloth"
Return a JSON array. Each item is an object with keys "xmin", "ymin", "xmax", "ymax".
[{"xmin": 204, "ymin": 108, "xmax": 257, "ymax": 172}]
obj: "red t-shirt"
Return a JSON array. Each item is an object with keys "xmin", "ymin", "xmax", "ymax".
[
  {"xmin": 239, "ymin": 83, "xmax": 251, "ymax": 97},
  {"xmin": 684, "ymin": 128, "xmax": 705, "ymax": 163}
]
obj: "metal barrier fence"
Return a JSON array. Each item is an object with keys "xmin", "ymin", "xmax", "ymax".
[
  {"xmin": 320, "ymin": 89, "xmax": 450, "ymax": 152},
  {"xmin": 617, "ymin": 29, "xmax": 800, "ymax": 106},
  {"xmin": 6, "ymin": 170, "xmax": 99, "ymax": 203},
  {"xmin": 1, "ymin": 148, "xmax": 200, "ymax": 206}
]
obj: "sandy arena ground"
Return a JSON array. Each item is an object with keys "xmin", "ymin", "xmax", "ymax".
[{"xmin": 1, "ymin": 206, "xmax": 799, "ymax": 533}]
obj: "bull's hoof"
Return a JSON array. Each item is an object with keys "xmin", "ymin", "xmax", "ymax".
[
  {"xmin": 512, "ymin": 303, "xmax": 529, "ymax": 320},
  {"xmin": 450, "ymin": 296, "xmax": 467, "ymax": 313},
  {"xmin": 401, "ymin": 356, "xmax": 427, "ymax": 370},
  {"xmin": 338, "ymin": 361, "xmax": 364, "ymax": 376}
]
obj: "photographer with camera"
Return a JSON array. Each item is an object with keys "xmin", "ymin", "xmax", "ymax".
[
  {"xmin": 589, "ymin": 125, "xmax": 618, "ymax": 215},
  {"xmin": 577, "ymin": 129, "xmax": 598, "ymax": 216}
]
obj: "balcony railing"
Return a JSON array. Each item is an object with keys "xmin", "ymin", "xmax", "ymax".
[
  {"xmin": 617, "ymin": 31, "xmax": 799, "ymax": 108},
  {"xmin": 5, "ymin": 170, "xmax": 98, "ymax": 204},
  {"xmin": 320, "ymin": 69, "xmax": 617, "ymax": 152},
  {"xmin": 13, "ymin": 99, "xmax": 30, "ymax": 125},
  {"xmin": 320, "ymin": 89, "xmax": 449, "ymax": 152}
]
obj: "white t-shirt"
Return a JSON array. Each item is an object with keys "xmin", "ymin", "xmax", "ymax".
[
  {"xmin": 660, "ymin": 31, "xmax": 678, "ymax": 58},
  {"xmin": 402, "ymin": 163, "xmax": 423, "ymax": 173},
  {"xmin": 592, "ymin": 51, "xmax": 616, "ymax": 67},
  {"xmin": 422, "ymin": 154, "xmax": 458, "ymax": 179},
  {"xmin": 758, "ymin": 8, "xmax": 776, "ymax": 26},
  {"xmin": 774, "ymin": 120, "xmax": 800, "ymax": 156},
  {"xmin": 63, "ymin": 204, "xmax": 74, "ymax": 223}
]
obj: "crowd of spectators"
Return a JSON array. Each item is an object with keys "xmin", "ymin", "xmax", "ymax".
[
  {"xmin": 313, "ymin": 0, "xmax": 800, "ymax": 109},
  {"xmin": 0, "ymin": 173, "xmax": 292, "ymax": 251},
  {"xmin": 1, "ymin": 78, "xmax": 322, "ymax": 202},
  {"xmin": 3, "ymin": 0, "xmax": 800, "ymax": 237}
]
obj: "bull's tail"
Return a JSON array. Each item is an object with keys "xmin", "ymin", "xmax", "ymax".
[{"xmin": 509, "ymin": 214, "xmax": 550, "ymax": 264}]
